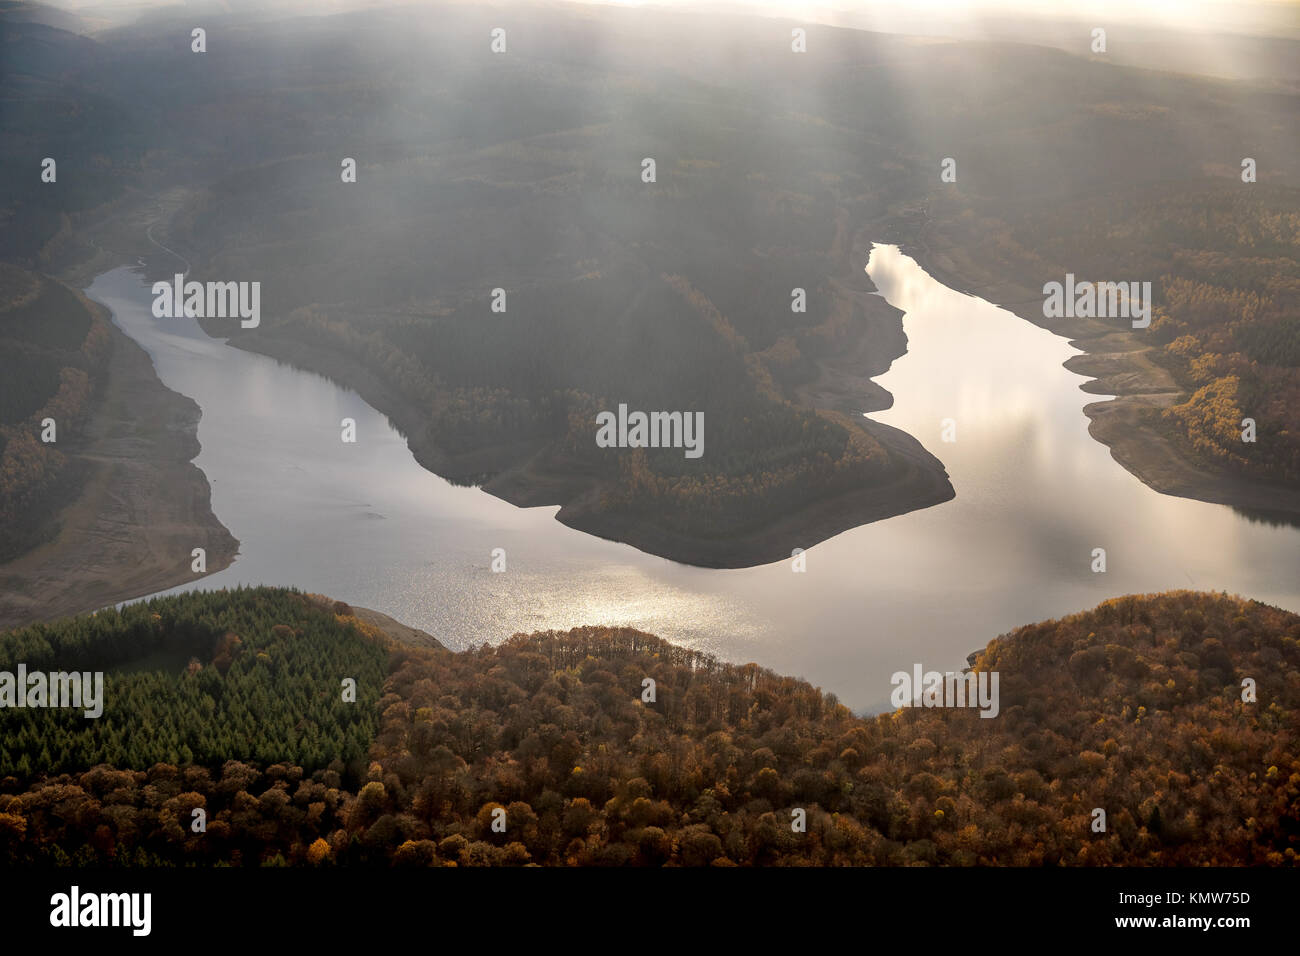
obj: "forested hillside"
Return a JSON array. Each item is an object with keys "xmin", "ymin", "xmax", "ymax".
[
  {"xmin": 0, "ymin": 589, "xmax": 387, "ymax": 778},
  {"xmin": 1, "ymin": 588, "xmax": 1296, "ymax": 866},
  {"xmin": 158, "ymin": 7, "xmax": 941, "ymax": 555},
  {"xmin": 0, "ymin": 11, "xmax": 143, "ymax": 267},
  {"xmin": 0, "ymin": 264, "xmax": 109, "ymax": 559}
]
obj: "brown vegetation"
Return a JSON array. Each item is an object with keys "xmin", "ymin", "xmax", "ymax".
[{"xmin": 2, "ymin": 588, "xmax": 1296, "ymax": 866}]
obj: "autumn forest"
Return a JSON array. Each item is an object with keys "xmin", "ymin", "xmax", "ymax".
[{"xmin": 1, "ymin": 587, "xmax": 1296, "ymax": 867}]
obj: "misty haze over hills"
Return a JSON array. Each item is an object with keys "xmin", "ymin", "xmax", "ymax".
[{"xmin": 16, "ymin": 0, "xmax": 1300, "ymax": 83}]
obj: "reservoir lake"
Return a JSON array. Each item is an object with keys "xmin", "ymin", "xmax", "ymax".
[{"xmin": 86, "ymin": 244, "xmax": 1300, "ymax": 713}]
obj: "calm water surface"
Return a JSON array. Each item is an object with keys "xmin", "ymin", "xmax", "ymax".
[{"xmin": 86, "ymin": 245, "xmax": 1300, "ymax": 712}]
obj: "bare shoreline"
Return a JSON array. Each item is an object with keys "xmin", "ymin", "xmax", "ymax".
[{"xmin": 0, "ymin": 286, "xmax": 239, "ymax": 633}]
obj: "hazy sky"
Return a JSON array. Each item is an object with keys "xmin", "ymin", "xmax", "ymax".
[
  {"xmin": 38, "ymin": 0, "xmax": 1300, "ymax": 37},
  {"xmin": 588, "ymin": 0, "xmax": 1300, "ymax": 35}
]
